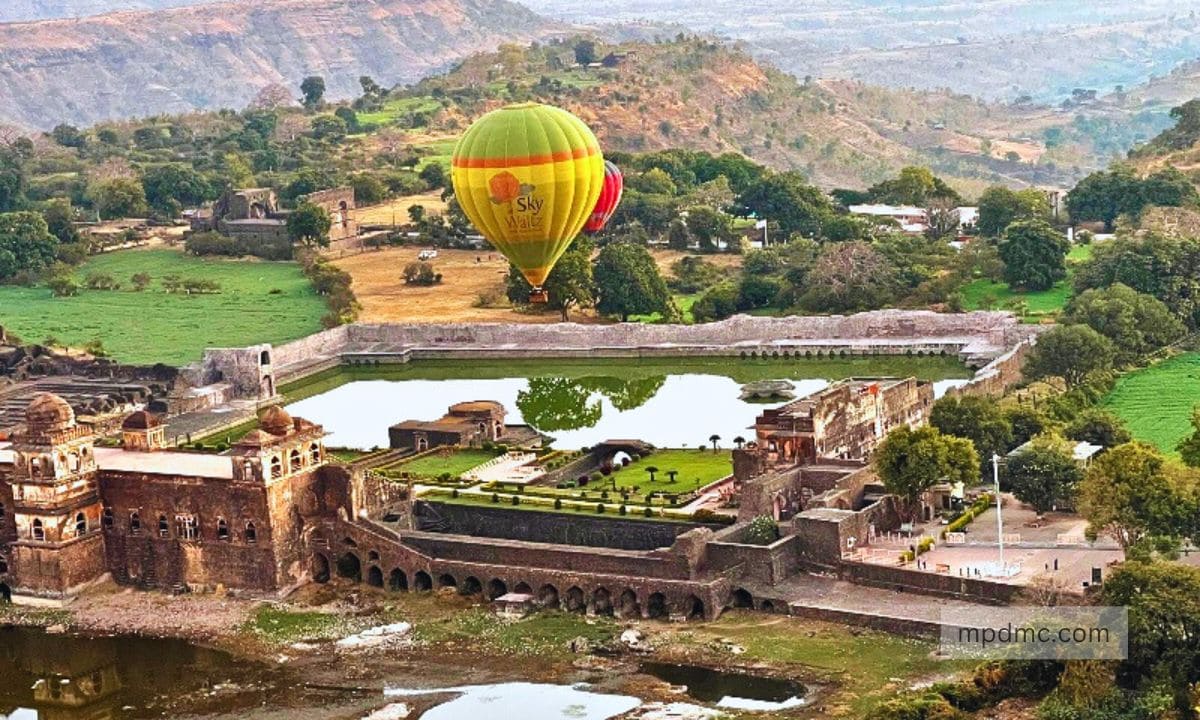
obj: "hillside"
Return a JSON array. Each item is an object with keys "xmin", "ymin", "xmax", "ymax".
[
  {"xmin": 523, "ymin": 0, "xmax": 1200, "ymax": 104},
  {"xmin": 0, "ymin": 0, "xmax": 565, "ymax": 129},
  {"xmin": 0, "ymin": 0, "xmax": 209, "ymax": 21},
  {"xmin": 377, "ymin": 40, "xmax": 1104, "ymax": 191}
]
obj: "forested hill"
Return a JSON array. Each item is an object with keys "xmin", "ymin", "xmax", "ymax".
[
  {"xmin": 374, "ymin": 40, "xmax": 1114, "ymax": 191},
  {"xmin": 0, "ymin": 0, "xmax": 564, "ymax": 129}
]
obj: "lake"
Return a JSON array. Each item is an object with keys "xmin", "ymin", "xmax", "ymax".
[{"xmin": 284, "ymin": 357, "xmax": 971, "ymax": 450}]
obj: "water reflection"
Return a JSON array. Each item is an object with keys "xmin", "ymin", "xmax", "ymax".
[
  {"xmin": 0, "ymin": 627, "xmax": 317, "ymax": 720},
  {"xmin": 287, "ymin": 370, "xmax": 967, "ymax": 450}
]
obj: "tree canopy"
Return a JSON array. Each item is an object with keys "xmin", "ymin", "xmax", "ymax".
[
  {"xmin": 1063, "ymin": 283, "xmax": 1186, "ymax": 364},
  {"xmin": 999, "ymin": 218, "xmax": 1068, "ymax": 291},
  {"xmin": 0, "ymin": 211, "xmax": 58, "ymax": 280},
  {"xmin": 1024, "ymin": 324, "xmax": 1115, "ymax": 387},
  {"xmin": 1003, "ymin": 436, "xmax": 1082, "ymax": 514},
  {"xmin": 287, "ymin": 202, "xmax": 332, "ymax": 247},
  {"xmin": 875, "ymin": 425, "xmax": 978, "ymax": 520},
  {"xmin": 593, "ymin": 241, "xmax": 674, "ymax": 321}
]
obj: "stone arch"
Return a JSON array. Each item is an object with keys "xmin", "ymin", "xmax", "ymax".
[
  {"xmin": 437, "ymin": 573, "xmax": 457, "ymax": 589},
  {"xmin": 336, "ymin": 552, "xmax": 362, "ymax": 582},
  {"xmin": 414, "ymin": 571, "xmax": 433, "ymax": 592},
  {"xmin": 311, "ymin": 554, "xmax": 330, "ymax": 583},
  {"xmin": 685, "ymin": 595, "xmax": 706, "ymax": 620},
  {"xmin": 591, "ymin": 587, "xmax": 613, "ymax": 616},
  {"xmin": 460, "ymin": 576, "xmax": 483, "ymax": 596},
  {"xmin": 486, "ymin": 578, "xmax": 508, "ymax": 600},
  {"xmin": 270, "ymin": 456, "xmax": 282, "ymax": 479},
  {"xmin": 388, "ymin": 568, "xmax": 408, "ymax": 592},
  {"xmin": 564, "ymin": 586, "xmax": 585, "ymax": 613},
  {"xmin": 310, "ymin": 443, "xmax": 321, "ymax": 464},
  {"xmin": 31, "ymin": 518, "xmax": 44, "ymax": 541},
  {"xmin": 343, "ymin": 536, "xmax": 357, "ymax": 547},
  {"xmin": 616, "ymin": 589, "xmax": 640, "ymax": 618},
  {"xmin": 290, "ymin": 449, "xmax": 303, "ymax": 473},
  {"xmin": 513, "ymin": 581, "xmax": 533, "ymax": 595},
  {"xmin": 260, "ymin": 350, "xmax": 271, "ymax": 366},
  {"xmin": 647, "ymin": 592, "xmax": 668, "ymax": 620},
  {"xmin": 730, "ymin": 588, "xmax": 754, "ymax": 609},
  {"xmin": 0, "ymin": 557, "xmax": 7, "ymax": 574},
  {"xmin": 245, "ymin": 520, "xmax": 258, "ymax": 543},
  {"xmin": 0, "ymin": 582, "xmax": 10, "ymax": 603},
  {"xmin": 74, "ymin": 512, "xmax": 87, "ymax": 536},
  {"xmin": 760, "ymin": 600, "xmax": 776, "ymax": 613},
  {"xmin": 537, "ymin": 584, "xmax": 559, "ymax": 608},
  {"xmin": 129, "ymin": 511, "xmax": 141, "ymax": 534},
  {"xmin": 367, "ymin": 566, "xmax": 384, "ymax": 588}
]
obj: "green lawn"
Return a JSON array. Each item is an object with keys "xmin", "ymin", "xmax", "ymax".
[
  {"xmin": 0, "ymin": 248, "xmax": 325, "ymax": 365},
  {"xmin": 389, "ymin": 449, "xmax": 499, "ymax": 477},
  {"xmin": 960, "ymin": 243, "xmax": 1092, "ymax": 321},
  {"xmin": 630, "ymin": 292, "xmax": 701, "ymax": 323},
  {"xmin": 1104, "ymin": 352, "xmax": 1200, "ymax": 456},
  {"xmin": 356, "ymin": 97, "xmax": 444, "ymax": 129},
  {"xmin": 616, "ymin": 449, "xmax": 733, "ymax": 490}
]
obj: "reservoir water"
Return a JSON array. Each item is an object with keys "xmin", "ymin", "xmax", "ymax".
[{"xmin": 284, "ymin": 357, "xmax": 971, "ymax": 450}]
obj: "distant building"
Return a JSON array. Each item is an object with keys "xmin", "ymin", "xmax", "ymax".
[
  {"xmin": 752, "ymin": 377, "xmax": 934, "ymax": 466},
  {"xmin": 190, "ymin": 187, "xmax": 359, "ymax": 246},
  {"xmin": 849, "ymin": 204, "xmax": 977, "ymax": 237}
]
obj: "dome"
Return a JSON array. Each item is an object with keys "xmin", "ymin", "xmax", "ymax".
[
  {"xmin": 260, "ymin": 405, "xmax": 293, "ymax": 435},
  {"xmin": 122, "ymin": 410, "xmax": 162, "ymax": 431},
  {"xmin": 26, "ymin": 393, "xmax": 75, "ymax": 433}
]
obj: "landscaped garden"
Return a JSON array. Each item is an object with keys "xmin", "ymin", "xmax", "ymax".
[
  {"xmin": 379, "ymin": 448, "xmax": 500, "ymax": 479},
  {"xmin": 0, "ymin": 248, "xmax": 326, "ymax": 365},
  {"xmin": 615, "ymin": 449, "xmax": 733, "ymax": 491}
]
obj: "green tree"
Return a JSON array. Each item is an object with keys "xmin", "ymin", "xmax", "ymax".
[
  {"xmin": 593, "ymin": 241, "xmax": 673, "ymax": 321},
  {"xmin": 310, "ymin": 115, "xmax": 349, "ymax": 141},
  {"xmin": 1004, "ymin": 436, "xmax": 1082, "ymax": 514},
  {"xmin": 684, "ymin": 205, "xmax": 733, "ymax": 252},
  {"xmin": 866, "ymin": 166, "xmax": 961, "ymax": 206},
  {"xmin": 300, "ymin": 76, "xmax": 326, "ymax": 109},
  {"xmin": 1176, "ymin": 407, "xmax": 1200, "ymax": 468},
  {"xmin": 0, "ymin": 146, "xmax": 25, "ymax": 212},
  {"xmin": 40, "ymin": 199, "xmax": 79, "ymax": 245},
  {"xmin": 0, "ymin": 212, "xmax": 58, "ymax": 280},
  {"xmin": 999, "ymin": 218, "xmax": 1068, "ymax": 291},
  {"xmin": 334, "ymin": 106, "xmax": 359, "ymax": 133},
  {"xmin": 142, "ymin": 164, "xmax": 211, "ymax": 216},
  {"xmin": 1064, "ymin": 283, "xmax": 1186, "ymax": 364},
  {"xmin": 1141, "ymin": 167, "xmax": 1198, "ymax": 208},
  {"xmin": 1003, "ymin": 405, "xmax": 1047, "ymax": 447},
  {"xmin": 930, "ymin": 394, "xmax": 1014, "ymax": 472},
  {"xmin": 1064, "ymin": 408, "xmax": 1131, "ymax": 448},
  {"xmin": 348, "ymin": 174, "xmax": 389, "ymax": 205},
  {"xmin": 573, "ymin": 40, "xmax": 598, "ymax": 65},
  {"xmin": 86, "ymin": 177, "xmax": 148, "ymax": 220},
  {"xmin": 666, "ymin": 218, "xmax": 691, "ymax": 251},
  {"xmin": 50, "ymin": 124, "xmax": 86, "ymax": 148},
  {"xmin": 1078, "ymin": 441, "xmax": 1192, "ymax": 548},
  {"xmin": 1024, "ymin": 324, "xmax": 1116, "ymax": 387},
  {"xmin": 690, "ymin": 281, "xmax": 739, "ymax": 322},
  {"xmin": 736, "ymin": 171, "xmax": 832, "ymax": 237},
  {"xmin": 507, "ymin": 237, "xmax": 595, "ymax": 321},
  {"xmin": 875, "ymin": 425, "xmax": 978, "ymax": 521},
  {"xmin": 1103, "ymin": 561, "xmax": 1200, "ymax": 704},
  {"xmin": 1074, "ymin": 232, "xmax": 1200, "ymax": 328},
  {"xmin": 287, "ymin": 202, "xmax": 332, "ymax": 248},
  {"xmin": 516, "ymin": 376, "xmax": 602, "ymax": 432},
  {"xmin": 419, "ymin": 163, "xmax": 447, "ymax": 190},
  {"xmin": 976, "ymin": 185, "xmax": 1049, "ymax": 237},
  {"xmin": 1066, "ymin": 167, "xmax": 1142, "ymax": 231}
]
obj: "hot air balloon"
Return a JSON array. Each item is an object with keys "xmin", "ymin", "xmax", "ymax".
[
  {"xmin": 451, "ymin": 103, "xmax": 605, "ymax": 303},
  {"xmin": 583, "ymin": 160, "xmax": 623, "ymax": 235}
]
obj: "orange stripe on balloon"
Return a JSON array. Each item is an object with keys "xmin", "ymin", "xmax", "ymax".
[{"xmin": 452, "ymin": 145, "xmax": 599, "ymax": 169}]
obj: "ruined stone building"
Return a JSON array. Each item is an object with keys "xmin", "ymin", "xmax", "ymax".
[
  {"xmin": 752, "ymin": 377, "xmax": 933, "ymax": 466},
  {"xmin": 0, "ymin": 396, "xmax": 342, "ymax": 600},
  {"xmin": 389, "ymin": 400, "xmax": 509, "ymax": 451},
  {"xmin": 190, "ymin": 186, "xmax": 359, "ymax": 246}
]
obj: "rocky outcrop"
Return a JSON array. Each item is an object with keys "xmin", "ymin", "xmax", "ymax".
[{"xmin": 0, "ymin": 0, "xmax": 565, "ymax": 128}]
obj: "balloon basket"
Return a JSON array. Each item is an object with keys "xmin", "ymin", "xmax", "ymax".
[{"xmin": 529, "ymin": 289, "xmax": 549, "ymax": 304}]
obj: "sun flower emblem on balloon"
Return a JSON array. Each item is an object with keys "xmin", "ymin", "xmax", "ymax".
[{"xmin": 488, "ymin": 171, "xmax": 535, "ymax": 205}]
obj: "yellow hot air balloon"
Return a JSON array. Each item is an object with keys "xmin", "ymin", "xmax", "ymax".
[{"xmin": 452, "ymin": 103, "xmax": 605, "ymax": 303}]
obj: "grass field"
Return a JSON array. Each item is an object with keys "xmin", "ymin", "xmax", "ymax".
[
  {"xmin": 393, "ymin": 449, "xmax": 498, "ymax": 478},
  {"xmin": 0, "ymin": 248, "xmax": 325, "ymax": 365},
  {"xmin": 351, "ymin": 191, "xmax": 447, "ymax": 227},
  {"xmin": 1104, "ymin": 352, "xmax": 1200, "ymax": 456},
  {"xmin": 616, "ymin": 449, "xmax": 733, "ymax": 490},
  {"xmin": 356, "ymin": 97, "xmax": 444, "ymax": 129},
  {"xmin": 960, "ymin": 243, "xmax": 1092, "ymax": 321}
]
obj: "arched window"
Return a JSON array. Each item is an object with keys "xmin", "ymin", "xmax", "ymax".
[
  {"xmin": 130, "ymin": 511, "xmax": 141, "ymax": 534},
  {"xmin": 32, "ymin": 519, "xmax": 44, "ymax": 541},
  {"xmin": 289, "ymin": 449, "xmax": 302, "ymax": 473},
  {"xmin": 260, "ymin": 350, "xmax": 271, "ymax": 366},
  {"xmin": 245, "ymin": 521, "xmax": 257, "ymax": 544},
  {"xmin": 75, "ymin": 512, "xmax": 87, "ymax": 536},
  {"xmin": 0, "ymin": 502, "xmax": 5, "ymax": 523},
  {"xmin": 157, "ymin": 514, "xmax": 169, "ymax": 538},
  {"xmin": 102, "ymin": 508, "xmax": 113, "ymax": 528},
  {"xmin": 0, "ymin": 557, "xmax": 7, "ymax": 574},
  {"xmin": 217, "ymin": 518, "xmax": 229, "ymax": 541},
  {"xmin": 29, "ymin": 457, "xmax": 41, "ymax": 477},
  {"xmin": 68, "ymin": 453, "xmax": 80, "ymax": 472},
  {"xmin": 310, "ymin": 443, "xmax": 321, "ymax": 464},
  {"xmin": 178, "ymin": 515, "xmax": 198, "ymax": 541},
  {"xmin": 270, "ymin": 456, "xmax": 282, "ymax": 479}
]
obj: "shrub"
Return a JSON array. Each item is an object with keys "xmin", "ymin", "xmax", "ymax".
[
  {"xmin": 491, "ymin": 493, "xmax": 500, "ymax": 504},
  {"xmin": 84, "ymin": 272, "xmax": 120, "ymax": 290},
  {"xmin": 46, "ymin": 273, "xmax": 80, "ymax": 297},
  {"xmin": 619, "ymin": 505, "xmax": 627, "ymax": 515},
  {"xmin": 554, "ymin": 498, "xmax": 562, "ymax": 509},
  {"xmin": 451, "ymin": 488, "xmax": 459, "ymax": 498},
  {"xmin": 744, "ymin": 515, "xmax": 780, "ymax": 545},
  {"xmin": 403, "ymin": 261, "xmax": 441, "ymax": 286},
  {"xmin": 595, "ymin": 503, "xmax": 605, "ymax": 514},
  {"xmin": 644, "ymin": 507, "xmax": 654, "ymax": 517},
  {"xmin": 510, "ymin": 495, "xmax": 520, "ymax": 506},
  {"xmin": 917, "ymin": 537, "xmax": 934, "ymax": 555}
]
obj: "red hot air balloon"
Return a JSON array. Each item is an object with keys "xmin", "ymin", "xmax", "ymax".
[{"xmin": 583, "ymin": 160, "xmax": 624, "ymax": 234}]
